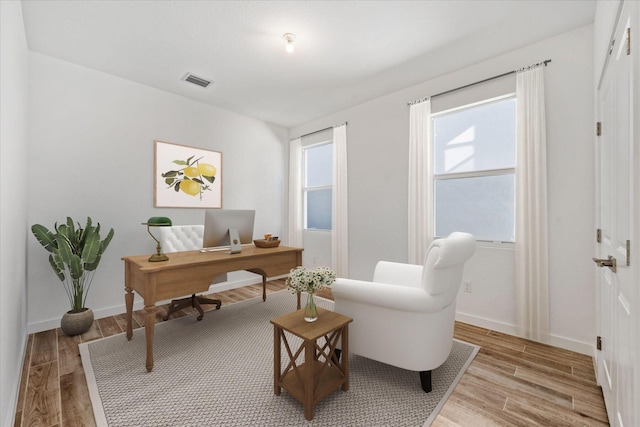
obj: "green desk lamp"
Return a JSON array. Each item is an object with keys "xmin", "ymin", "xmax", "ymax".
[{"xmin": 142, "ymin": 217, "xmax": 172, "ymax": 262}]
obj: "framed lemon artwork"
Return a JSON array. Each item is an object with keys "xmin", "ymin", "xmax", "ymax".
[{"xmin": 154, "ymin": 140, "xmax": 222, "ymax": 208}]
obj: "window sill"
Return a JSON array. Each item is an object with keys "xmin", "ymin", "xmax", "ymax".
[{"xmin": 475, "ymin": 240, "xmax": 515, "ymax": 250}]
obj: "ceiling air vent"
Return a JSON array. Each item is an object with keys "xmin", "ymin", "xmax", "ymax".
[{"xmin": 182, "ymin": 73, "xmax": 212, "ymax": 88}]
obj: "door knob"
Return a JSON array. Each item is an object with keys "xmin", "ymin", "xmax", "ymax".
[{"xmin": 593, "ymin": 256, "xmax": 617, "ymax": 273}]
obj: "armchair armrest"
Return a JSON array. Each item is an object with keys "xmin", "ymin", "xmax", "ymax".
[
  {"xmin": 373, "ymin": 261, "xmax": 423, "ymax": 288},
  {"xmin": 332, "ymin": 278, "xmax": 443, "ymax": 313}
]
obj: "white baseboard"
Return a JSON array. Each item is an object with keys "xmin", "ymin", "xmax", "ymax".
[
  {"xmin": 455, "ymin": 311, "xmax": 593, "ymax": 356},
  {"xmin": 545, "ymin": 333, "xmax": 593, "ymax": 356},
  {"xmin": 592, "ymin": 348, "xmax": 601, "ymax": 386},
  {"xmin": 455, "ymin": 312, "xmax": 519, "ymax": 336},
  {"xmin": 5, "ymin": 333, "xmax": 28, "ymax": 427},
  {"xmin": 26, "ymin": 275, "xmax": 281, "ymax": 334}
]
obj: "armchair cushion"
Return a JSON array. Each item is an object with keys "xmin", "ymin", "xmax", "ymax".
[
  {"xmin": 331, "ymin": 278, "xmax": 444, "ymax": 313},
  {"xmin": 373, "ymin": 261, "xmax": 423, "ymax": 288}
]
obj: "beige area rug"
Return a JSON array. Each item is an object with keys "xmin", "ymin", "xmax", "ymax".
[{"xmin": 80, "ymin": 291, "xmax": 478, "ymax": 426}]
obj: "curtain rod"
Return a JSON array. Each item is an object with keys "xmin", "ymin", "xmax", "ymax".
[
  {"xmin": 407, "ymin": 59, "xmax": 551, "ymax": 105},
  {"xmin": 293, "ymin": 121, "xmax": 348, "ymax": 140}
]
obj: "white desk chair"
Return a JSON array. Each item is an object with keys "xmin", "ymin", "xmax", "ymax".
[{"xmin": 157, "ymin": 225, "xmax": 226, "ymax": 321}]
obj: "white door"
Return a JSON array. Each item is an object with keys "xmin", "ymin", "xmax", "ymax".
[{"xmin": 595, "ymin": 3, "xmax": 636, "ymax": 426}]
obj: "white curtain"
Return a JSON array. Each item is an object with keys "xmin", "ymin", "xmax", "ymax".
[
  {"xmin": 515, "ymin": 66, "xmax": 549, "ymax": 341},
  {"xmin": 408, "ymin": 99, "xmax": 433, "ymax": 264},
  {"xmin": 332, "ymin": 124, "xmax": 349, "ymax": 277},
  {"xmin": 287, "ymin": 137, "xmax": 303, "ymax": 248}
]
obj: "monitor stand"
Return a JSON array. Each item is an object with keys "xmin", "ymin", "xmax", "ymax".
[{"xmin": 228, "ymin": 227, "xmax": 242, "ymax": 254}]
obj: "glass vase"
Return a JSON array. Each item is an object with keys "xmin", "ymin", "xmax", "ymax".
[{"xmin": 303, "ymin": 292, "xmax": 318, "ymax": 322}]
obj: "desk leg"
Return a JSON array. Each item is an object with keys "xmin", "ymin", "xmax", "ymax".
[
  {"xmin": 144, "ymin": 304, "xmax": 156, "ymax": 372},
  {"xmin": 273, "ymin": 326, "xmax": 281, "ymax": 395},
  {"xmin": 125, "ymin": 286, "xmax": 134, "ymax": 341},
  {"xmin": 304, "ymin": 339, "xmax": 315, "ymax": 421},
  {"xmin": 342, "ymin": 325, "xmax": 349, "ymax": 391},
  {"xmin": 247, "ymin": 269, "xmax": 268, "ymax": 302}
]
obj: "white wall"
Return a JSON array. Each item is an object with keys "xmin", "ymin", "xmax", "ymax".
[
  {"xmin": 0, "ymin": 2, "xmax": 30, "ymax": 426},
  {"xmin": 544, "ymin": 26, "xmax": 594, "ymax": 352},
  {"xmin": 302, "ymin": 230, "xmax": 332, "ymax": 268},
  {"xmin": 594, "ymin": 0, "xmax": 623, "ymax": 87},
  {"xmin": 290, "ymin": 25, "xmax": 595, "ymax": 354},
  {"xmin": 27, "ymin": 53, "xmax": 289, "ymax": 332}
]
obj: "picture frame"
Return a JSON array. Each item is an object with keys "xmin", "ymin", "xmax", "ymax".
[{"xmin": 154, "ymin": 140, "xmax": 222, "ymax": 208}]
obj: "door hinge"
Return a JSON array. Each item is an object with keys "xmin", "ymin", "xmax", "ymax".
[
  {"xmin": 626, "ymin": 240, "xmax": 631, "ymax": 266},
  {"xmin": 597, "ymin": 228, "xmax": 602, "ymax": 243},
  {"xmin": 597, "ymin": 336, "xmax": 602, "ymax": 351},
  {"xmin": 596, "ymin": 122, "xmax": 602, "ymax": 136},
  {"xmin": 627, "ymin": 28, "xmax": 631, "ymax": 56}
]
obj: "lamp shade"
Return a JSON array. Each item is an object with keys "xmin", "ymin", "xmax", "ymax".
[{"xmin": 142, "ymin": 217, "xmax": 172, "ymax": 226}]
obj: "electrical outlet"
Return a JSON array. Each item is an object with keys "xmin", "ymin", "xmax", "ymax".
[{"xmin": 463, "ymin": 281, "xmax": 472, "ymax": 293}]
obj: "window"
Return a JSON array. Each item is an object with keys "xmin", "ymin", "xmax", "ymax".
[
  {"xmin": 432, "ymin": 95, "xmax": 516, "ymax": 242},
  {"xmin": 303, "ymin": 142, "xmax": 333, "ymax": 230}
]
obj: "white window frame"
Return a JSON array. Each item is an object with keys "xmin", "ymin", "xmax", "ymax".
[
  {"xmin": 302, "ymin": 141, "xmax": 333, "ymax": 231},
  {"xmin": 431, "ymin": 94, "xmax": 516, "ymax": 243}
]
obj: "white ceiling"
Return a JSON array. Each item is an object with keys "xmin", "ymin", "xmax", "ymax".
[{"xmin": 21, "ymin": 1, "xmax": 596, "ymax": 128}]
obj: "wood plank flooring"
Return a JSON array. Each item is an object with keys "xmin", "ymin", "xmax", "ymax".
[{"xmin": 14, "ymin": 280, "xmax": 609, "ymax": 426}]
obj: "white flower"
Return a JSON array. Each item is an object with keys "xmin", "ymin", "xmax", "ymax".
[{"xmin": 286, "ymin": 266, "xmax": 336, "ymax": 294}]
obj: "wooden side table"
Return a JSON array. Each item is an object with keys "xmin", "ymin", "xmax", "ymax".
[{"xmin": 271, "ymin": 307, "xmax": 352, "ymax": 421}]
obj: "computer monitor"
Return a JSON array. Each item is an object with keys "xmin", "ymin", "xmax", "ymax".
[{"xmin": 203, "ymin": 209, "xmax": 255, "ymax": 253}]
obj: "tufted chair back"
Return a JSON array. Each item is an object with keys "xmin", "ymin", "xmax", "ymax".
[{"xmin": 157, "ymin": 225, "xmax": 204, "ymax": 253}]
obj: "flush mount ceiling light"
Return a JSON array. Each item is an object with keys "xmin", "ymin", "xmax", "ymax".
[{"xmin": 283, "ymin": 33, "xmax": 296, "ymax": 53}]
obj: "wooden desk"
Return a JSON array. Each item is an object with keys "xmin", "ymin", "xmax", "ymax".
[
  {"xmin": 271, "ymin": 308, "xmax": 352, "ymax": 421},
  {"xmin": 122, "ymin": 245, "xmax": 303, "ymax": 371}
]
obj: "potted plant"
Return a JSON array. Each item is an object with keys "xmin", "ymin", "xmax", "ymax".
[{"xmin": 31, "ymin": 217, "xmax": 114, "ymax": 335}]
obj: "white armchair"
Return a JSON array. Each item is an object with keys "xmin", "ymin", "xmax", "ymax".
[{"xmin": 331, "ymin": 232, "xmax": 476, "ymax": 392}]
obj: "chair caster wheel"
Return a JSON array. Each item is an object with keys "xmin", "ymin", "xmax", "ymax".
[
  {"xmin": 197, "ymin": 314, "xmax": 204, "ymax": 321},
  {"xmin": 163, "ymin": 315, "xmax": 169, "ymax": 321}
]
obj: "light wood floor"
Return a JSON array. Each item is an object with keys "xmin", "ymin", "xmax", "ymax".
[{"xmin": 14, "ymin": 279, "xmax": 609, "ymax": 427}]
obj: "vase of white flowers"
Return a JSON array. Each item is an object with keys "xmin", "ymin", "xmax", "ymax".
[{"xmin": 286, "ymin": 266, "xmax": 336, "ymax": 322}]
